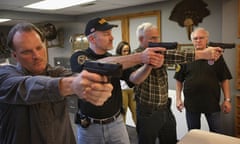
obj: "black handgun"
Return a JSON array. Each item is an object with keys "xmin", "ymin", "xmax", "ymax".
[
  {"xmin": 208, "ymin": 42, "xmax": 235, "ymax": 49},
  {"xmin": 148, "ymin": 42, "xmax": 178, "ymax": 50},
  {"xmin": 83, "ymin": 61, "xmax": 123, "ymax": 81}
]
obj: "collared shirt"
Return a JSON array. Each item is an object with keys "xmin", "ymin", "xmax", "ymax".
[
  {"xmin": 134, "ymin": 47, "xmax": 195, "ymax": 108},
  {"xmin": 0, "ymin": 64, "xmax": 76, "ymax": 144}
]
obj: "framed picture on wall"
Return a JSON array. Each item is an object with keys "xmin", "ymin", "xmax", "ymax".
[
  {"xmin": 166, "ymin": 44, "xmax": 194, "ymax": 70},
  {"xmin": 105, "ymin": 10, "xmax": 161, "ymax": 53}
]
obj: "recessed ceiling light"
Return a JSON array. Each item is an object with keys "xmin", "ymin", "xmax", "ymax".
[
  {"xmin": 24, "ymin": 0, "xmax": 96, "ymax": 10},
  {"xmin": 0, "ymin": 18, "xmax": 11, "ymax": 23}
]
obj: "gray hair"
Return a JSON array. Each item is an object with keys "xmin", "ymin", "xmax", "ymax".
[
  {"xmin": 190, "ymin": 27, "xmax": 209, "ymax": 41},
  {"xmin": 136, "ymin": 22, "xmax": 157, "ymax": 38}
]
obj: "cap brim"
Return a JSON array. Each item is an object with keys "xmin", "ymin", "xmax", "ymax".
[{"xmin": 97, "ymin": 24, "xmax": 118, "ymax": 31}]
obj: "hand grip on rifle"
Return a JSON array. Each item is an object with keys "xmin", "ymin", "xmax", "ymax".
[{"xmin": 83, "ymin": 61, "xmax": 123, "ymax": 82}]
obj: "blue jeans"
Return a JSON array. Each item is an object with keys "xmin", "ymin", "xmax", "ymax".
[
  {"xmin": 77, "ymin": 115, "xmax": 130, "ymax": 144},
  {"xmin": 186, "ymin": 111, "xmax": 221, "ymax": 133}
]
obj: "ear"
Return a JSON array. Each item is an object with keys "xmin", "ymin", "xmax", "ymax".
[
  {"xmin": 88, "ymin": 35, "xmax": 95, "ymax": 42},
  {"xmin": 139, "ymin": 36, "xmax": 144, "ymax": 43},
  {"xmin": 12, "ymin": 52, "xmax": 17, "ymax": 59}
]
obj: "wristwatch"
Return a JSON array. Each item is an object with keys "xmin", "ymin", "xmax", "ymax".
[{"xmin": 224, "ymin": 98, "xmax": 231, "ymax": 102}]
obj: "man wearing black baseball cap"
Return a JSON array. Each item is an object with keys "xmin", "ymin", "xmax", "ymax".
[
  {"xmin": 84, "ymin": 17, "xmax": 118, "ymax": 36},
  {"xmin": 70, "ymin": 17, "xmax": 166, "ymax": 144}
]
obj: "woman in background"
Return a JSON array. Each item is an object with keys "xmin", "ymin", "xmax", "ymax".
[{"xmin": 116, "ymin": 41, "xmax": 137, "ymax": 125}]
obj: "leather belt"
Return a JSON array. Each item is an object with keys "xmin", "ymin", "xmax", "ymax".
[
  {"xmin": 138, "ymin": 98, "xmax": 172, "ymax": 113},
  {"xmin": 85, "ymin": 110, "xmax": 121, "ymax": 125},
  {"xmin": 138, "ymin": 103, "xmax": 167, "ymax": 113}
]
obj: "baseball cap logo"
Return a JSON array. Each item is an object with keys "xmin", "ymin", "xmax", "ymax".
[
  {"xmin": 98, "ymin": 18, "xmax": 107, "ymax": 24},
  {"xmin": 90, "ymin": 28, "xmax": 95, "ymax": 33}
]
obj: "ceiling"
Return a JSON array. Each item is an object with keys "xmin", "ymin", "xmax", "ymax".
[{"xmin": 0, "ymin": 0, "xmax": 167, "ymax": 26}]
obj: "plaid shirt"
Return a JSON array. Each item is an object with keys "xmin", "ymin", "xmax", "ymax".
[{"xmin": 134, "ymin": 47, "xmax": 195, "ymax": 108}]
